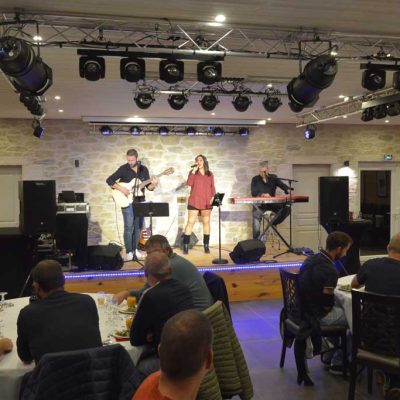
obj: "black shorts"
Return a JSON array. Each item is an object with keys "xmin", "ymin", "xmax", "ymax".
[{"xmin": 188, "ymin": 205, "xmax": 200, "ymax": 211}]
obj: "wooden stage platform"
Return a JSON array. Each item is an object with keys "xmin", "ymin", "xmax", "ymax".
[{"xmin": 64, "ymin": 243, "xmax": 306, "ymax": 302}]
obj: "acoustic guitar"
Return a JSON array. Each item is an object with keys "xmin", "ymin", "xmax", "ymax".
[{"xmin": 111, "ymin": 167, "xmax": 174, "ymax": 208}]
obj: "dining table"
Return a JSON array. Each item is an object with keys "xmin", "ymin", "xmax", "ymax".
[
  {"xmin": 334, "ymin": 274, "xmax": 358, "ymax": 332},
  {"xmin": 0, "ymin": 294, "xmax": 144, "ymax": 400}
]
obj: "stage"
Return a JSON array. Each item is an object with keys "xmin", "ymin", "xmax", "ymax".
[{"xmin": 64, "ymin": 243, "xmax": 306, "ymax": 302}]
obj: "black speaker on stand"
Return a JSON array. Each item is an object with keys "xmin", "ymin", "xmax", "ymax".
[{"xmin": 319, "ymin": 176, "xmax": 349, "ymax": 225}]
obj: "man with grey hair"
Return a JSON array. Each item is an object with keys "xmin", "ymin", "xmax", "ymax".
[
  {"xmin": 250, "ymin": 161, "xmax": 291, "ymax": 239},
  {"xmin": 130, "ymin": 252, "xmax": 194, "ymax": 382}
]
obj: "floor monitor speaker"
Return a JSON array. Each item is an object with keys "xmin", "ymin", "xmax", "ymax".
[{"xmin": 230, "ymin": 239, "xmax": 266, "ymax": 264}]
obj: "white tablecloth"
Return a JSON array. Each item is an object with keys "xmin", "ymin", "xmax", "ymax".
[
  {"xmin": 334, "ymin": 274, "xmax": 355, "ymax": 332},
  {"xmin": 0, "ymin": 294, "xmax": 143, "ymax": 400}
]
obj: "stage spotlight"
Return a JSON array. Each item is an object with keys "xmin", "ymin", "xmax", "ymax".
[
  {"xmin": 361, "ymin": 108, "xmax": 374, "ymax": 122},
  {"xmin": 238, "ymin": 127, "xmax": 250, "ymax": 136},
  {"xmin": 159, "ymin": 59, "xmax": 184, "ymax": 84},
  {"xmin": 32, "ymin": 120, "xmax": 44, "ymax": 139},
  {"xmin": 134, "ymin": 92, "xmax": 155, "ymax": 109},
  {"xmin": 304, "ymin": 124, "xmax": 316, "ymax": 140},
  {"xmin": 185, "ymin": 126, "xmax": 197, "ymax": 136},
  {"xmin": 200, "ymin": 94, "xmax": 219, "ymax": 111},
  {"xmin": 262, "ymin": 96, "xmax": 282, "ymax": 112},
  {"xmin": 287, "ymin": 55, "xmax": 337, "ymax": 112},
  {"xmin": 158, "ymin": 126, "xmax": 169, "ymax": 136},
  {"xmin": 19, "ymin": 92, "xmax": 44, "ymax": 116},
  {"xmin": 99, "ymin": 125, "xmax": 113, "ymax": 135},
  {"xmin": 0, "ymin": 37, "xmax": 53, "ymax": 95},
  {"xmin": 373, "ymin": 104, "xmax": 387, "ymax": 119},
  {"xmin": 362, "ymin": 68, "xmax": 386, "ymax": 91},
  {"xmin": 79, "ymin": 56, "xmax": 105, "ymax": 81},
  {"xmin": 168, "ymin": 94, "xmax": 188, "ymax": 110},
  {"xmin": 120, "ymin": 58, "xmax": 145, "ymax": 82},
  {"xmin": 212, "ymin": 127, "xmax": 224, "ymax": 136},
  {"xmin": 387, "ymin": 102, "xmax": 400, "ymax": 116},
  {"xmin": 232, "ymin": 94, "xmax": 252, "ymax": 112},
  {"xmin": 197, "ymin": 61, "xmax": 222, "ymax": 85},
  {"xmin": 129, "ymin": 126, "xmax": 142, "ymax": 135}
]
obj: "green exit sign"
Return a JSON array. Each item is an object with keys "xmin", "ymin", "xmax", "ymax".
[{"xmin": 384, "ymin": 154, "xmax": 393, "ymax": 160}]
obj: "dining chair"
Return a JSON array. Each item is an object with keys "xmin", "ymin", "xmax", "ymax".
[
  {"xmin": 279, "ymin": 268, "xmax": 348, "ymax": 386},
  {"xmin": 348, "ymin": 290, "xmax": 400, "ymax": 400}
]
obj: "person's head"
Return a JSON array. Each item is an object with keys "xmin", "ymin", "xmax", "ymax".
[
  {"xmin": 32, "ymin": 260, "xmax": 65, "ymax": 298},
  {"xmin": 144, "ymin": 235, "xmax": 173, "ymax": 257},
  {"xmin": 325, "ymin": 231, "xmax": 353, "ymax": 260},
  {"xmin": 144, "ymin": 251, "xmax": 172, "ymax": 286},
  {"xmin": 159, "ymin": 310, "xmax": 213, "ymax": 383},
  {"xmin": 259, "ymin": 161, "xmax": 269, "ymax": 177},
  {"xmin": 194, "ymin": 154, "xmax": 211, "ymax": 176},
  {"xmin": 387, "ymin": 233, "xmax": 400, "ymax": 259},
  {"xmin": 126, "ymin": 148, "xmax": 139, "ymax": 168}
]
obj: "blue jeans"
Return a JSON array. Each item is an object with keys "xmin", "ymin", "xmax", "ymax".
[{"xmin": 121, "ymin": 205, "xmax": 143, "ymax": 253}]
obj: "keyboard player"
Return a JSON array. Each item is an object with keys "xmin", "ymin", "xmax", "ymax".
[{"xmin": 250, "ymin": 161, "xmax": 291, "ymax": 240}]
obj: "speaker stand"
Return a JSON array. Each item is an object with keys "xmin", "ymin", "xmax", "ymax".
[{"xmin": 212, "ymin": 193, "xmax": 228, "ymax": 265}]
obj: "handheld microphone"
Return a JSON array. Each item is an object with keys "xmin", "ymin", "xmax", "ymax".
[{"xmin": 191, "ymin": 164, "xmax": 197, "ymax": 168}]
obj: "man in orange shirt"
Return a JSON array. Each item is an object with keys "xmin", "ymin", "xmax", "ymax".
[{"xmin": 133, "ymin": 309, "xmax": 213, "ymax": 400}]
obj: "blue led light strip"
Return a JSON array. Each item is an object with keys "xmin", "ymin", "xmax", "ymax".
[{"xmin": 64, "ymin": 262, "xmax": 302, "ymax": 280}]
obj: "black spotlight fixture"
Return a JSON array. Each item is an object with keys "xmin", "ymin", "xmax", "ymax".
[
  {"xmin": 200, "ymin": 94, "xmax": 219, "ymax": 111},
  {"xmin": 238, "ymin": 127, "xmax": 250, "ymax": 136},
  {"xmin": 262, "ymin": 96, "xmax": 282, "ymax": 112},
  {"xmin": 168, "ymin": 94, "xmax": 188, "ymax": 110},
  {"xmin": 159, "ymin": 59, "xmax": 184, "ymax": 84},
  {"xmin": 232, "ymin": 94, "xmax": 252, "ymax": 112},
  {"xmin": 287, "ymin": 55, "xmax": 338, "ymax": 112},
  {"xmin": 197, "ymin": 61, "xmax": 222, "ymax": 85},
  {"xmin": 129, "ymin": 126, "xmax": 142, "ymax": 135},
  {"xmin": 99, "ymin": 125, "xmax": 113, "ymax": 135},
  {"xmin": 32, "ymin": 120, "xmax": 44, "ymax": 139},
  {"xmin": 0, "ymin": 37, "xmax": 53, "ymax": 95},
  {"xmin": 134, "ymin": 92, "xmax": 155, "ymax": 110},
  {"xmin": 387, "ymin": 102, "xmax": 400, "ymax": 116},
  {"xmin": 120, "ymin": 58, "xmax": 145, "ymax": 82},
  {"xmin": 158, "ymin": 126, "xmax": 169, "ymax": 136},
  {"xmin": 20, "ymin": 92, "xmax": 44, "ymax": 116},
  {"xmin": 362, "ymin": 68, "xmax": 386, "ymax": 91},
  {"xmin": 212, "ymin": 127, "xmax": 224, "ymax": 136},
  {"xmin": 185, "ymin": 126, "xmax": 197, "ymax": 136},
  {"xmin": 79, "ymin": 56, "xmax": 105, "ymax": 81},
  {"xmin": 373, "ymin": 104, "xmax": 387, "ymax": 119},
  {"xmin": 361, "ymin": 108, "xmax": 374, "ymax": 122},
  {"xmin": 304, "ymin": 124, "xmax": 316, "ymax": 140}
]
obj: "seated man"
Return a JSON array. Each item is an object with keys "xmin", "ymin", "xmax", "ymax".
[
  {"xmin": 352, "ymin": 232, "xmax": 400, "ymax": 398},
  {"xmin": 130, "ymin": 252, "xmax": 194, "ymax": 382},
  {"xmin": 133, "ymin": 309, "xmax": 213, "ymax": 400},
  {"xmin": 114, "ymin": 235, "xmax": 213, "ymax": 310},
  {"xmin": 17, "ymin": 260, "xmax": 102, "ymax": 364},
  {"xmin": 299, "ymin": 231, "xmax": 353, "ymax": 374},
  {"xmin": 0, "ymin": 338, "xmax": 13, "ymax": 357}
]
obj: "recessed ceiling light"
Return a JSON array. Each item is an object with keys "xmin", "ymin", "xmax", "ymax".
[
  {"xmin": 385, "ymin": 119, "xmax": 390, "ymax": 123},
  {"xmin": 267, "ymin": 83, "xmax": 273, "ymax": 88},
  {"xmin": 215, "ymin": 14, "xmax": 226, "ymax": 22},
  {"xmin": 33, "ymin": 35, "xmax": 43, "ymax": 42},
  {"xmin": 339, "ymin": 95, "xmax": 345, "ymax": 98},
  {"xmin": 58, "ymin": 109, "xmax": 64, "ymax": 113},
  {"xmin": 267, "ymin": 117, "xmax": 272, "ymax": 121},
  {"xmin": 207, "ymin": 22, "xmax": 223, "ymax": 27},
  {"xmin": 344, "ymin": 96, "xmax": 350, "ymax": 102},
  {"xmin": 54, "ymin": 95, "xmax": 61, "ymax": 100},
  {"xmin": 211, "ymin": 112, "xmax": 216, "ymax": 116},
  {"xmin": 330, "ymin": 50, "xmax": 338, "ymax": 56},
  {"xmin": 343, "ymin": 115, "xmax": 347, "ymax": 119}
]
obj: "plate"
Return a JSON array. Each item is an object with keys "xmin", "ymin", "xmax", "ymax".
[
  {"xmin": 118, "ymin": 307, "xmax": 137, "ymax": 315},
  {"xmin": 113, "ymin": 333, "xmax": 130, "ymax": 341},
  {"xmin": 338, "ymin": 284, "xmax": 351, "ymax": 292}
]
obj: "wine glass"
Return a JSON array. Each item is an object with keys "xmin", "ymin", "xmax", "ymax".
[{"xmin": 0, "ymin": 292, "xmax": 7, "ymax": 312}]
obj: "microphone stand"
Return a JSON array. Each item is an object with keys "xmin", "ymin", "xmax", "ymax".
[
  {"xmin": 272, "ymin": 177, "xmax": 302, "ymax": 258},
  {"xmin": 212, "ymin": 193, "xmax": 228, "ymax": 265}
]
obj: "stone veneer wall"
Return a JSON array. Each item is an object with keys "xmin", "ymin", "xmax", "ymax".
[{"xmin": 0, "ymin": 118, "xmax": 399, "ymax": 246}]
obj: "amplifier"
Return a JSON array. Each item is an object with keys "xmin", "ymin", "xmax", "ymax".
[{"xmin": 57, "ymin": 202, "xmax": 89, "ymax": 214}]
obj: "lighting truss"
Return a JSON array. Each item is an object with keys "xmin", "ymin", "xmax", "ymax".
[
  {"xmin": 296, "ymin": 88, "xmax": 399, "ymax": 126},
  {"xmin": 3, "ymin": 11, "xmax": 400, "ymax": 63}
]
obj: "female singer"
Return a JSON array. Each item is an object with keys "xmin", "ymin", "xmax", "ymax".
[{"xmin": 183, "ymin": 154, "xmax": 215, "ymax": 254}]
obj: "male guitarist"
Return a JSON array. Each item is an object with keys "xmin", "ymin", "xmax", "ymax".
[{"xmin": 107, "ymin": 149, "xmax": 158, "ymax": 261}]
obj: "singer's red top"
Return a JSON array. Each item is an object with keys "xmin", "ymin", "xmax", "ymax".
[{"xmin": 187, "ymin": 171, "xmax": 215, "ymax": 210}]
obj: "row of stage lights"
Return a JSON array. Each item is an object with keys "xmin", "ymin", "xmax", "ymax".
[{"xmin": 98, "ymin": 125, "xmax": 251, "ymax": 137}]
